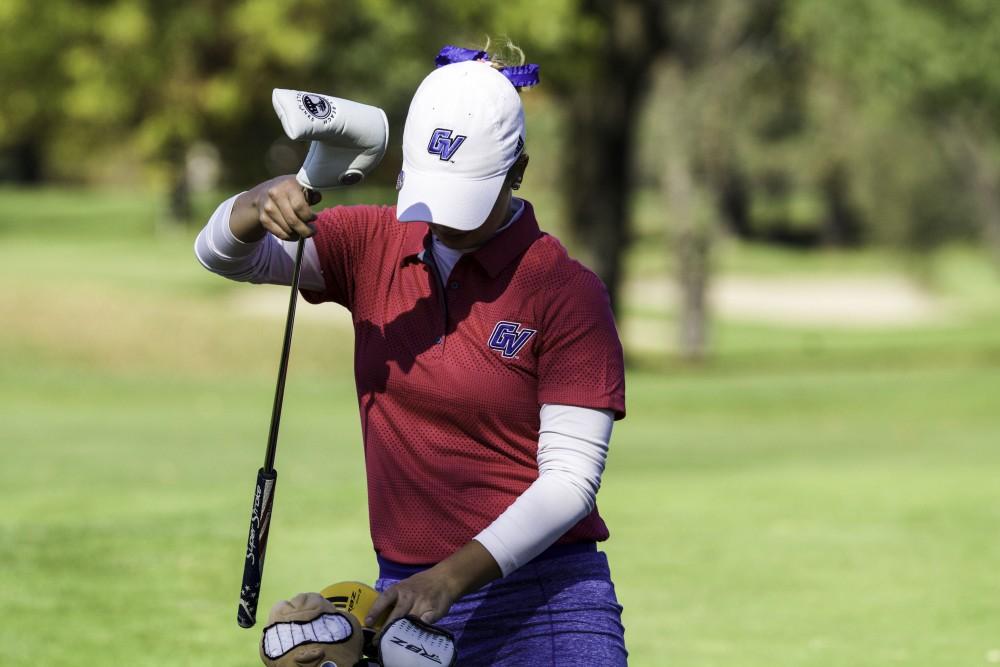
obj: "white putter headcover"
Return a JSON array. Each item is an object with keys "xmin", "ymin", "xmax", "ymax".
[{"xmin": 272, "ymin": 89, "xmax": 389, "ymax": 190}]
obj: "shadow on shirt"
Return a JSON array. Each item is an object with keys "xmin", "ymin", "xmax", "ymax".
[{"xmin": 352, "ymin": 250, "xmax": 525, "ymax": 433}]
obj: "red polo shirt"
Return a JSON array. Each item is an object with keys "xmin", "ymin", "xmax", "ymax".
[{"xmin": 302, "ymin": 201, "xmax": 626, "ymax": 564}]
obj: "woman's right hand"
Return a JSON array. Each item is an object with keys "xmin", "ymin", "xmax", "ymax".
[{"xmin": 230, "ymin": 175, "xmax": 323, "ymax": 243}]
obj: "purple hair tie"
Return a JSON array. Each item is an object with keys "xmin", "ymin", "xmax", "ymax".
[
  {"xmin": 435, "ymin": 45, "xmax": 487, "ymax": 67},
  {"xmin": 435, "ymin": 45, "xmax": 541, "ymax": 89},
  {"xmin": 499, "ymin": 64, "xmax": 541, "ymax": 89}
]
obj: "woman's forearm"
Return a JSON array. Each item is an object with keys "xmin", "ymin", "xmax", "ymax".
[
  {"xmin": 229, "ymin": 188, "xmax": 269, "ymax": 242},
  {"xmin": 435, "ymin": 539, "xmax": 503, "ymax": 598},
  {"xmin": 194, "ymin": 186, "xmax": 325, "ymax": 290}
]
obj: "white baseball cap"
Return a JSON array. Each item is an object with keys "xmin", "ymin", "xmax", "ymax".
[{"xmin": 396, "ymin": 61, "xmax": 526, "ymax": 231}]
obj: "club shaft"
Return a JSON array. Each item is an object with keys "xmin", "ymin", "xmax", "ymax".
[{"xmin": 263, "ymin": 236, "xmax": 305, "ymax": 473}]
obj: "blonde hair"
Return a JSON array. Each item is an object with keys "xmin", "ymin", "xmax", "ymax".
[{"xmin": 480, "ymin": 36, "xmax": 526, "ymax": 70}]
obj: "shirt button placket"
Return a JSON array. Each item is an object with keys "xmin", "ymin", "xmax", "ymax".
[{"xmin": 439, "ymin": 281, "xmax": 459, "ymax": 351}]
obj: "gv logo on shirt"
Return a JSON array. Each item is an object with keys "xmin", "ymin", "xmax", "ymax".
[
  {"xmin": 427, "ymin": 128, "xmax": 467, "ymax": 161},
  {"xmin": 488, "ymin": 321, "xmax": 537, "ymax": 359}
]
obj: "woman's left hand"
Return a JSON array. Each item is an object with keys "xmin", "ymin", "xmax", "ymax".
[
  {"xmin": 367, "ymin": 567, "xmax": 462, "ymax": 626},
  {"xmin": 366, "ymin": 540, "xmax": 502, "ymax": 627}
]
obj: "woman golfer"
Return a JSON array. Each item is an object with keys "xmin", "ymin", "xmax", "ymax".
[{"xmin": 196, "ymin": 48, "xmax": 627, "ymax": 665}]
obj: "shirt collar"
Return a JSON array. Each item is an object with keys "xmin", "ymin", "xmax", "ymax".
[
  {"xmin": 470, "ymin": 200, "xmax": 540, "ymax": 277},
  {"xmin": 398, "ymin": 200, "xmax": 541, "ymax": 277},
  {"xmin": 401, "ymin": 215, "xmax": 429, "ymax": 262}
]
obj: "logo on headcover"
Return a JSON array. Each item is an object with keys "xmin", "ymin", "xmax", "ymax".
[
  {"xmin": 396, "ymin": 170, "xmax": 405, "ymax": 191},
  {"xmin": 387, "ymin": 635, "xmax": 444, "ymax": 663},
  {"xmin": 298, "ymin": 93, "xmax": 335, "ymax": 121},
  {"xmin": 488, "ymin": 321, "xmax": 536, "ymax": 359},
  {"xmin": 428, "ymin": 128, "xmax": 467, "ymax": 161}
]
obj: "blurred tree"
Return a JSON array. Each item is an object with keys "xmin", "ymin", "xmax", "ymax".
[
  {"xmin": 645, "ymin": 0, "xmax": 791, "ymax": 359},
  {"xmin": 786, "ymin": 0, "xmax": 1000, "ymax": 256},
  {"xmin": 544, "ymin": 0, "xmax": 668, "ymax": 313},
  {"xmin": 7, "ymin": 0, "xmax": 998, "ymax": 310},
  {"xmin": 633, "ymin": 0, "xmax": 1000, "ymax": 361},
  {"xmin": 675, "ymin": 0, "xmax": 867, "ymax": 250},
  {"xmin": 64, "ymin": 0, "xmax": 445, "ymax": 221},
  {"xmin": 0, "ymin": 0, "xmax": 468, "ymax": 217},
  {"xmin": 2, "ymin": 0, "xmax": 668, "ymax": 303},
  {"xmin": 0, "ymin": 0, "xmax": 92, "ymax": 182}
]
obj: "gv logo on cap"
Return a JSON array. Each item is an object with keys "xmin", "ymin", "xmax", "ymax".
[{"xmin": 428, "ymin": 128, "xmax": 467, "ymax": 161}]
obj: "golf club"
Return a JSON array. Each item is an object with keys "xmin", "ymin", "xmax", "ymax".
[{"xmin": 237, "ymin": 233, "xmax": 307, "ymax": 629}]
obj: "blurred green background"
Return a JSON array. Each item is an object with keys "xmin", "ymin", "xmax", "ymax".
[{"xmin": 2, "ymin": 1, "xmax": 1000, "ymax": 665}]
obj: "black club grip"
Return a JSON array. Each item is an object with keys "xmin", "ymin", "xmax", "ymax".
[{"xmin": 237, "ymin": 467, "xmax": 278, "ymax": 628}]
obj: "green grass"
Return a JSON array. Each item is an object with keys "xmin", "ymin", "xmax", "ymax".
[{"xmin": 2, "ymin": 188, "xmax": 1000, "ymax": 665}]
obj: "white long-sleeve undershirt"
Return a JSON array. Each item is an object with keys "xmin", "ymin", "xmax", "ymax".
[
  {"xmin": 194, "ymin": 196, "xmax": 615, "ymax": 577},
  {"xmin": 474, "ymin": 404, "xmax": 613, "ymax": 576}
]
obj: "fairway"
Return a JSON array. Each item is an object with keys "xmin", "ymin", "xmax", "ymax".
[{"xmin": 2, "ymin": 191, "xmax": 1000, "ymax": 665}]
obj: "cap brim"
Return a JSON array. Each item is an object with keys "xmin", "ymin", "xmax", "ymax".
[{"xmin": 396, "ymin": 166, "xmax": 506, "ymax": 231}]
